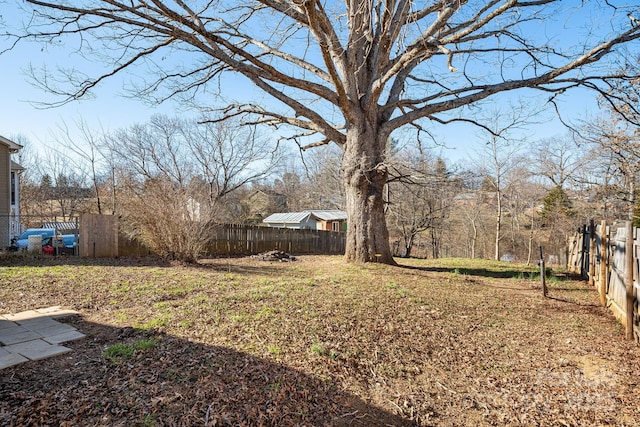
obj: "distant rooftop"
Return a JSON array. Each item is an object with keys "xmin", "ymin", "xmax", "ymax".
[
  {"xmin": 263, "ymin": 210, "xmax": 347, "ymax": 224},
  {"xmin": 41, "ymin": 222, "xmax": 78, "ymax": 231},
  {"xmin": 263, "ymin": 212, "xmax": 312, "ymax": 224},
  {"xmin": 303, "ymin": 210, "xmax": 347, "ymax": 221}
]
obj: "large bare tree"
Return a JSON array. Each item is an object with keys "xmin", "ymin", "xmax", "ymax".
[{"xmin": 5, "ymin": 1, "xmax": 640, "ymax": 263}]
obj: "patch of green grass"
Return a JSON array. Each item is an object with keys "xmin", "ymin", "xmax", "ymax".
[
  {"xmin": 547, "ymin": 274, "xmax": 564, "ymax": 283},
  {"xmin": 139, "ymin": 313, "xmax": 172, "ymax": 330},
  {"xmin": 311, "ymin": 342, "xmax": 325, "ymax": 356},
  {"xmin": 134, "ymin": 338, "xmax": 158, "ymax": 351},
  {"xmin": 134, "ymin": 282, "xmax": 157, "ymax": 296},
  {"xmin": 310, "ymin": 342, "xmax": 338, "ymax": 359},
  {"xmin": 142, "ymin": 413, "xmax": 158, "ymax": 427},
  {"xmin": 256, "ymin": 306, "xmax": 277, "ymax": 318},
  {"xmin": 386, "ymin": 281, "xmax": 416, "ymax": 300},
  {"xmin": 165, "ymin": 284, "xmax": 193, "ymax": 296},
  {"xmin": 267, "ymin": 344, "xmax": 281, "ymax": 356},
  {"xmin": 230, "ymin": 312, "xmax": 250, "ymax": 323},
  {"xmin": 268, "ymin": 379, "xmax": 283, "ymax": 393},
  {"xmin": 410, "ymin": 296, "xmax": 425, "ymax": 304},
  {"xmin": 111, "ymin": 281, "xmax": 131, "ymax": 294},
  {"xmin": 104, "ymin": 343, "xmax": 135, "ymax": 363},
  {"xmin": 114, "ymin": 311, "xmax": 130, "ymax": 324},
  {"xmin": 104, "ymin": 338, "xmax": 158, "ymax": 364},
  {"xmin": 249, "ymin": 291, "xmax": 266, "ymax": 301},
  {"xmin": 178, "ymin": 319, "xmax": 194, "ymax": 328},
  {"xmin": 191, "ymin": 295, "xmax": 209, "ymax": 304}
]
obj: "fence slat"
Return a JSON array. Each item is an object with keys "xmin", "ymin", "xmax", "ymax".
[
  {"xmin": 205, "ymin": 224, "xmax": 345, "ymax": 256},
  {"xmin": 568, "ymin": 220, "xmax": 639, "ymax": 342}
]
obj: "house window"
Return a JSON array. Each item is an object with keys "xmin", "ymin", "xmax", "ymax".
[
  {"xmin": 332, "ymin": 221, "xmax": 340, "ymax": 231},
  {"xmin": 10, "ymin": 172, "xmax": 16, "ymax": 205}
]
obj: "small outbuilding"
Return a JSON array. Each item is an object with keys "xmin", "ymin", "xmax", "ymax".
[{"xmin": 263, "ymin": 210, "xmax": 347, "ymax": 231}]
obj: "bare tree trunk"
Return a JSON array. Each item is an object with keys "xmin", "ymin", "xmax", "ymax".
[
  {"xmin": 471, "ymin": 220, "xmax": 477, "ymax": 259},
  {"xmin": 629, "ymin": 179, "xmax": 636, "ymax": 222},
  {"xmin": 404, "ymin": 233, "xmax": 415, "ymax": 258},
  {"xmin": 343, "ymin": 128, "xmax": 395, "ymax": 264},
  {"xmin": 93, "ymin": 177, "xmax": 102, "ymax": 215},
  {"xmin": 431, "ymin": 228, "xmax": 440, "ymax": 259},
  {"xmin": 527, "ymin": 216, "xmax": 534, "ymax": 265},
  {"xmin": 495, "ymin": 190, "xmax": 502, "ymax": 261},
  {"xmin": 111, "ymin": 167, "xmax": 117, "ymax": 215}
]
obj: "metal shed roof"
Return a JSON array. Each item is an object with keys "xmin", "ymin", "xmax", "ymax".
[
  {"xmin": 263, "ymin": 212, "xmax": 312, "ymax": 224},
  {"xmin": 263, "ymin": 210, "xmax": 347, "ymax": 224},
  {"xmin": 303, "ymin": 210, "xmax": 347, "ymax": 221},
  {"xmin": 41, "ymin": 222, "xmax": 78, "ymax": 231}
]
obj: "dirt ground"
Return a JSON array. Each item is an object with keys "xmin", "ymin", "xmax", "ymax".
[{"xmin": 1, "ymin": 255, "xmax": 639, "ymax": 426}]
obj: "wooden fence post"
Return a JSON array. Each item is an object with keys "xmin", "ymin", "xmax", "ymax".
[
  {"xmin": 599, "ymin": 220, "xmax": 608, "ymax": 307},
  {"xmin": 579, "ymin": 224, "xmax": 588, "ymax": 279},
  {"xmin": 540, "ymin": 246, "xmax": 547, "ymax": 298},
  {"xmin": 589, "ymin": 219, "xmax": 596, "ymax": 287},
  {"xmin": 626, "ymin": 221, "xmax": 634, "ymax": 340}
]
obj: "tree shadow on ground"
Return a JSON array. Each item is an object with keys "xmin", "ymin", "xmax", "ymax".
[
  {"xmin": 396, "ymin": 263, "xmax": 576, "ymax": 282},
  {"xmin": 397, "ymin": 264, "xmax": 533, "ymax": 279},
  {"xmin": 545, "ymin": 295, "xmax": 603, "ymax": 310},
  {"xmin": 0, "ymin": 316, "xmax": 412, "ymax": 426}
]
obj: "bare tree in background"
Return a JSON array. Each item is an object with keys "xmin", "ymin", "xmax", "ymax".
[
  {"xmin": 387, "ymin": 151, "xmax": 459, "ymax": 258},
  {"xmin": 302, "ymin": 145, "xmax": 345, "ymax": 210},
  {"xmin": 528, "ymin": 134, "xmax": 589, "ymax": 261},
  {"xmin": 53, "ymin": 119, "xmax": 110, "ymax": 215},
  {"xmin": 501, "ymin": 164, "xmax": 546, "ymax": 264},
  {"xmin": 107, "ymin": 114, "xmax": 280, "ymax": 261},
  {"xmin": 5, "ymin": 1, "xmax": 640, "ymax": 263},
  {"xmin": 272, "ymin": 171, "xmax": 306, "ymax": 212},
  {"xmin": 582, "ymin": 60, "xmax": 640, "ymax": 224},
  {"xmin": 580, "ymin": 113, "xmax": 640, "ymax": 224},
  {"xmin": 531, "ymin": 135, "xmax": 588, "ymax": 190},
  {"xmin": 33, "ymin": 147, "xmax": 91, "ymax": 220},
  {"xmin": 455, "ymin": 172, "xmax": 488, "ymax": 259},
  {"xmin": 472, "ymin": 107, "xmax": 529, "ymax": 261}
]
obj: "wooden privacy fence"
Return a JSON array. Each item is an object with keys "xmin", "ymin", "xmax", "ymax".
[
  {"xmin": 79, "ymin": 214, "xmax": 346, "ymax": 257},
  {"xmin": 567, "ymin": 220, "xmax": 639, "ymax": 341},
  {"xmin": 206, "ymin": 223, "xmax": 346, "ymax": 255}
]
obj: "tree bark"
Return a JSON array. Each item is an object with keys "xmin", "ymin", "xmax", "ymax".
[
  {"xmin": 471, "ymin": 220, "xmax": 477, "ymax": 259},
  {"xmin": 495, "ymin": 190, "xmax": 502, "ymax": 261},
  {"xmin": 342, "ymin": 127, "xmax": 395, "ymax": 264},
  {"xmin": 404, "ymin": 233, "xmax": 414, "ymax": 258},
  {"xmin": 431, "ymin": 228, "xmax": 440, "ymax": 259}
]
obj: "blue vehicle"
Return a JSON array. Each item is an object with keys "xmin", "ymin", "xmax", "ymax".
[{"xmin": 14, "ymin": 228, "xmax": 77, "ymax": 250}]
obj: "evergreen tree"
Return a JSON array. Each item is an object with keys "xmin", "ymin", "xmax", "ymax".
[
  {"xmin": 540, "ymin": 186, "xmax": 574, "ymax": 220},
  {"xmin": 40, "ymin": 174, "xmax": 52, "ymax": 189}
]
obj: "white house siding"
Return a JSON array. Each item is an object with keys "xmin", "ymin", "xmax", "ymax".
[{"xmin": 0, "ymin": 146, "xmax": 10, "ymax": 246}]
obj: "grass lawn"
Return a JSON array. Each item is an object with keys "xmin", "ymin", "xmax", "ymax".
[{"xmin": 1, "ymin": 255, "xmax": 639, "ymax": 426}]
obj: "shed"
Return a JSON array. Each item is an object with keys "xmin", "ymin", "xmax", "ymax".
[{"xmin": 263, "ymin": 210, "xmax": 347, "ymax": 231}]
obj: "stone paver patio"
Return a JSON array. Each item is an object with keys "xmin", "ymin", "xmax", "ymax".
[{"xmin": 0, "ymin": 306, "xmax": 85, "ymax": 369}]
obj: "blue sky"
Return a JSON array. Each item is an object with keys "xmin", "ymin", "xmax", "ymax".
[
  {"xmin": 0, "ymin": 24, "xmax": 182, "ymax": 150},
  {"xmin": 0, "ymin": 2, "xmax": 616, "ymax": 166}
]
